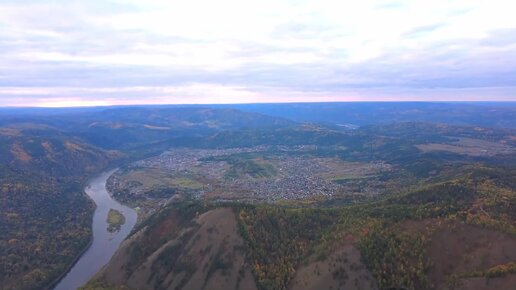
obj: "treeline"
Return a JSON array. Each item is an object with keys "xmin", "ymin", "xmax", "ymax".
[{"xmin": 235, "ymin": 205, "xmax": 337, "ymax": 290}]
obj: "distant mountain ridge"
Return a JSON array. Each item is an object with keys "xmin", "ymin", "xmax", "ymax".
[
  {"xmin": 0, "ymin": 104, "xmax": 514, "ymax": 290},
  {"xmin": 0, "ymin": 106, "xmax": 296, "ymax": 290},
  {"xmin": 211, "ymin": 102, "xmax": 516, "ymax": 128},
  {"xmin": 2, "ymin": 102, "xmax": 515, "ymax": 128}
]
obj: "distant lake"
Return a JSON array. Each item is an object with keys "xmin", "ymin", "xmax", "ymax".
[{"xmin": 53, "ymin": 170, "xmax": 137, "ymax": 290}]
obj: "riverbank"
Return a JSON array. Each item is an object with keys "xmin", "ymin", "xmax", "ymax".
[
  {"xmin": 43, "ymin": 170, "xmax": 102, "ymax": 290},
  {"xmin": 52, "ymin": 170, "xmax": 138, "ymax": 290}
]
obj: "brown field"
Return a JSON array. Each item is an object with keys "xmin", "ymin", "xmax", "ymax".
[
  {"xmin": 316, "ymin": 158, "xmax": 391, "ymax": 181},
  {"xmin": 116, "ymin": 168, "xmax": 204, "ymax": 193},
  {"xmin": 10, "ymin": 142, "xmax": 31, "ymax": 162},
  {"xmin": 0, "ymin": 128, "xmax": 20, "ymax": 136},
  {"xmin": 416, "ymin": 137, "xmax": 514, "ymax": 156}
]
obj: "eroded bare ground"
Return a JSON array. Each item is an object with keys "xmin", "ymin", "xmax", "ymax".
[
  {"xmin": 107, "ymin": 146, "xmax": 392, "ymax": 208},
  {"xmin": 96, "ymin": 208, "xmax": 257, "ymax": 290},
  {"xmin": 428, "ymin": 223, "xmax": 516, "ymax": 289},
  {"xmin": 89, "ymin": 206, "xmax": 381, "ymax": 290}
]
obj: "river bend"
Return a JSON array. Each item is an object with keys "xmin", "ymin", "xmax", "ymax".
[{"xmin": 53, "ymin": 170, "xmax": 137, "ymax": 290}]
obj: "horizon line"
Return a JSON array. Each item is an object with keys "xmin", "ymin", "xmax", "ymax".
[{"xmin": 1, "ymin": 100, "xmax": 515, "ymax": 109}]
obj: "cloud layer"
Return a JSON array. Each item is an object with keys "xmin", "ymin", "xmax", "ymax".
[{"xmin": 1, "ymin": 0, "xmax": 516, "ymax": 106}]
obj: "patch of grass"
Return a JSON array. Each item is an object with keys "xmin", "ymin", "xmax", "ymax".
[
  {"xmin": 225, "ymin": 158, "xmax": 277, "ymax": 179},
  {"xmin": 171, "ymin": 177, "xmax": 203, "ymax": 189},
  {"xmin": 330, "ymin": 175, "xmax": 375, "ymax": 184},
  {"xmin": 203, "ymin": 246, "xmax": 233, "ymax": 287}
]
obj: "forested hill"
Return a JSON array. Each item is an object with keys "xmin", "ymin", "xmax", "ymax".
[
  {"xmin": 83, "ymin": 166, "xmax": 516, "ymax": 290},
  {"xmin": 0, "ymin": 104, "xmax": 514, "ymax": 290},
  {"xmin": 212, "ymin": 102, "xmax": 516, "ymax": 128},
  {"xmin": 0, "ymin": 107, "xmax": 295, "ymax": 290},
  {"xmin": 0, "ymin": 126, "xmax": 120, "ymax": 290},
  {"xmin": 0, "ymin": 107, "xmax": 297, "ymax": 150}
]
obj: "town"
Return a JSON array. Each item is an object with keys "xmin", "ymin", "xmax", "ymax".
[{"xmin": 108, "ymin": 146, "xmax": 392, "ymax": 204}]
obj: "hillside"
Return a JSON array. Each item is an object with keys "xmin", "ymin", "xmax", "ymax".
[
  {"xmin": 0, "ymin": 107, "xmax": 297, "ymax": 150},
  {"xmin": 216, "ymin": 102, "xmax": 516, "ymax": 129},
  {"xmin": 0, "ymin": 107, "xmax": 295, "ymax": 290},
  {"xmin": 0, "ymin": 104, "xmax": 514, "ymax": 290},
  {"xmin": 83, "ymin": 117, "xmax": 515, "ymax": 290},
  {"xmin": 83, "ymin": 166, "xmax": 516, "ymax": 290},
  {"xmin": 0, "ymin": 125, "xmax": 121, "ymax": 290},
  {"xmin": 86, "ymin": 206, "xmax": 257, "ymax": 290}
]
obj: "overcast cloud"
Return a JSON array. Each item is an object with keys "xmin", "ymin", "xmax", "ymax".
[{"xmin": 1, "ymin": 0, "xmax": 515, "ymax": 106}]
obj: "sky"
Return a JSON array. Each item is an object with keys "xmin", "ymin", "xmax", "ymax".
[{"xmin": 0, "ymin": 0, "xmax": 516, "ymax": 107}]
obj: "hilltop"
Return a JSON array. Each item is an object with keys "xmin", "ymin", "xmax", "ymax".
[
  {"xmin": 0, "ymin": 103, "xmax": 514, "ymax": 290},
  {"xmin": 0, "ymin": 107, "xmax": 295, "ymax": 290}
]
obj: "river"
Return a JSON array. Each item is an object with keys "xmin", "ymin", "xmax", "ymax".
[{"xmin": 53, "ymin": 169, "xmax": 137, "ymax": 290}]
